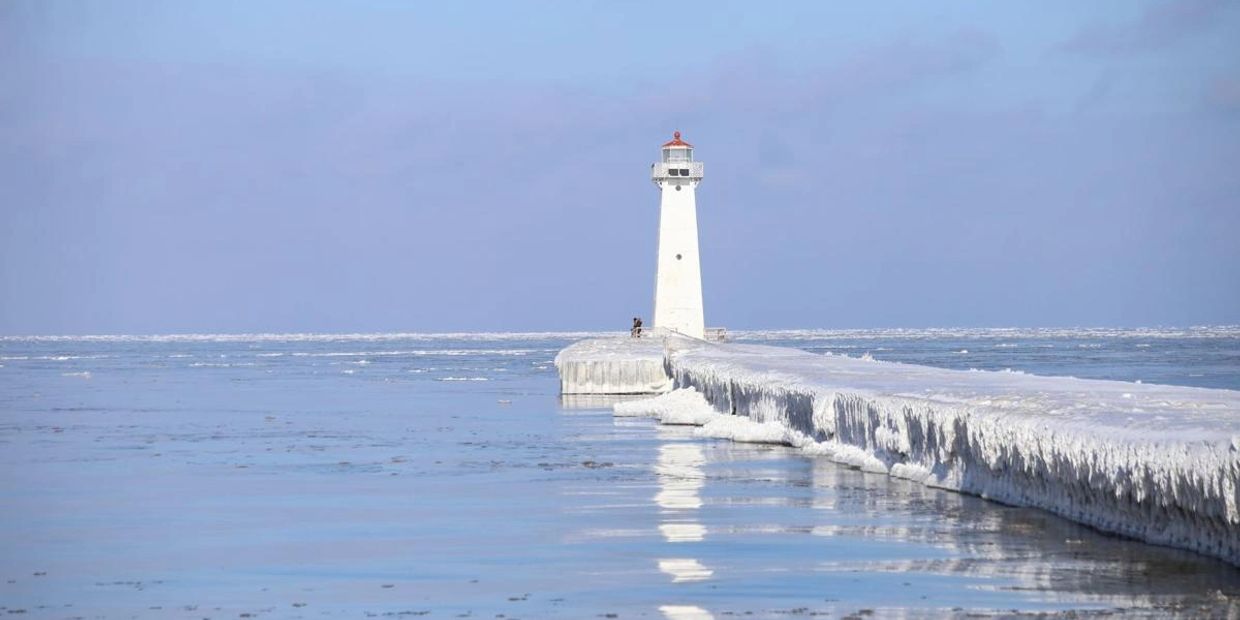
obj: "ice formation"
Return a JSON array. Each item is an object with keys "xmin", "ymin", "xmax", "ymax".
[
  {"xmin": 615, "ymin": 387, "xmax": 715, "ymax": 423},
  {"xmin": 615, "ymin": 387, "xmax": 796, "ymax": 443},
  {"xmin": 607, "ymin": 339, "xmax": 1240, "ymax": 566},
  {"xmin": 554, "ymin": 337, "xmax": 673, "ymax": 394}
]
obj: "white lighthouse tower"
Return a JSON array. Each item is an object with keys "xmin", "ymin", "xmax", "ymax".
[{"xmin": 651, "ymin": 131, "xmax": 706, "ymax": 339}]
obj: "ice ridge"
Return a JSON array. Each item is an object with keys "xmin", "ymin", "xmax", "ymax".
[{"xmin": 620, "ymin": 340, "xmax": 1240, "ymax": 566}]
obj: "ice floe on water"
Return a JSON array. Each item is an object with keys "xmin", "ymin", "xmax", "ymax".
[
  {"xmin": 3, "ymin": 325, "xmax": 1237, "ymax": 344},
  {"xmin": 3, "ymin": 354, "xmax": 113, "ymax": 361},
  {"xmin": 729, "ymin": 326, "xmax": 1240, "ymax": 341},
  {"xmin": 288, "ymin": 348, "xmax": 548, "ymax": 358},
  {"xmin": 0, "ymin": 331, "xmax": 616, "ymax": 343}
]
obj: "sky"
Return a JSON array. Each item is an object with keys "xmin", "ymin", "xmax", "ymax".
[{"xmin": 1, "ymin": 1, "xmax": 1238, "ymax": 334}]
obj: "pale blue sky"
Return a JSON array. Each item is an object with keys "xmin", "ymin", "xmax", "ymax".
[{"xmin": 2, "ymin": 1, "xmax": 1238, "ymax": 334}]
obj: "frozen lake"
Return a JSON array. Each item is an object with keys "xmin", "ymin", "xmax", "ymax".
[{"xmin": 2, "ymin": 329, "xmax": 1238, "ymax": 618}]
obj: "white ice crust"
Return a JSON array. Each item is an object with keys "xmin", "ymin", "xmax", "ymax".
[
  {"xmin": 612, "ymin": 340, "xmax": 1240, "ymax": 566},
  {"xmin": 554, "ymin": 338, "xmax": 672, "ymax": 395},
  {"xmin": 615, "ymin": 387, "xmax": 793, "ymax": 443}
]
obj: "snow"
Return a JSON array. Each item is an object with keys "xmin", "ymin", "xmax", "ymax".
[
  {"xmin": 615, "ymin": 387, "xmax": 812, "ymax": 444},
  {"xmin": 614, "ymin": 387, "xmax": 715, "ymax": 424},
  {"xmin": 554, "ymin": 337, "xmax": 673, "ymax": 394},
  {"xmin": 606, "ymin": 340, "xmax": 1240, "ymax": 566},
  {"xmin": 726, "ymin": 326, "xmax": 1240, "ymax": 341}
]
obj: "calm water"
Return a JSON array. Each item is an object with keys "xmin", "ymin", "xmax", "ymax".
[{"xmin": 1, "ymin": 328, "xmax": 1238, "ymax": 618}]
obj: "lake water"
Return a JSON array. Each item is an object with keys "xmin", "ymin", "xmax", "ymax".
[{"xmin": 2, "ymin": 328, "xmax": 1238, "ymax": 618}]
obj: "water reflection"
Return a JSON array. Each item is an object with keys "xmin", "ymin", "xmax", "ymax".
[
  {"xmin": 588, "ymin": 404, "xmax": 1239, "ymax": 615},
  {"xmin": 660, "ymin": 604, "xmax": 715, "ymax": 620},
  {"xmin": 659, "ymin": 522, "xmax": 706, "ymax": 542},
  {"xmin": 803, "ymin": 453, "xmax": 1240, "ymax": 610},
  {"xmin": 654, "ymin": 443, "xmax": 706, "ymax": 512},
  {"xmin": 667, "ymin": 437, "xmax": 1236, "ymax": 613},
  {"xmin": 559, "ymin": 394, "xmax": 648, "ymax": 410},
  {"xmin": 657, "ymin": 557, "xmax": 714, "ymax": 583},
  {"xmin": 655, "ymin": 441, "xmax": 713, "ymax": 584}
]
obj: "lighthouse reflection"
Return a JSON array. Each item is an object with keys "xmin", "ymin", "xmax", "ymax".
[
  {"xmin": 659, "ymin": 522, "xmax": 706, "ymax": 542},
  {"xmin": 657, "ymin": 558, "xmax": 714, "ymax": 583},
  {"xmin": 654, "ymin": 443, "xmax": 706, "ymax": 512},
  {"xmin": 660, "ymin": 605, "xmax": 715, "ymax": 620},
  {"xmin": 654, "ymin": 442, "xmax": 713, "ymax": 582}
]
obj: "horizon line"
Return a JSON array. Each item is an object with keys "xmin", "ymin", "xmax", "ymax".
[{"xmin": 3, "ymin": 325, "xmax": 1238, "ymax": 341}]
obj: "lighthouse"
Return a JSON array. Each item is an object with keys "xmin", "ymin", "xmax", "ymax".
[{"xmin": 651, "ymin": 131, "xmax": 705, "ymax": 339}]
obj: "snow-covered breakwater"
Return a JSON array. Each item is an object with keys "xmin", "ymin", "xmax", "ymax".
[
  {"xmin": 614, "ymin": 340, "xmax": 1240, "ymax": 566},
  {"xmin": 555, "ymin": 337, "xmax": 672, "ymax": 395}
]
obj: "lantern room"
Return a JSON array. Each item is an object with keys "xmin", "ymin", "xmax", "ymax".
[
  {"xmin": 662, "ymin": 131, "xmax": 694, "ymax": 163},
  {"xmin": 652, "ymin": 131, "xmax": 705, "ymax": 184}
]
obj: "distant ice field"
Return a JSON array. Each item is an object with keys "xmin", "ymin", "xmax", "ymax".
[
  {"xmin": 1, "ymin": 327, "xmax": 1237, "ymax": 617},
  {"xmin": 735, "ymin": 326, "xmax": 1240, "ymax": 391},
  {"xmin": 5, "ymin": 325, "xmax": 1236, "ymax": 389}
]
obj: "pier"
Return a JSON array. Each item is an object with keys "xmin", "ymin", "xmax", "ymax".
[{"xmin": 557, "ymin": 334, "xmax": 1240, "ymax": 567}]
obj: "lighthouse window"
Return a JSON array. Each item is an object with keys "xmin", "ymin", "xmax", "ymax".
[
  {"xmin": 665, "ymin": 149, "xmax": 690, "ymax": 163},
  {"xmin": 668, "ymin": 168, "xmax": 680, "ymax": 176},
  {"xmin": 679, "ymin": 168, "xmax": 690, "ymax": 176},
  {"xmin": 676, "ymin": 254, "xmax": 683, "ymax": 260}
]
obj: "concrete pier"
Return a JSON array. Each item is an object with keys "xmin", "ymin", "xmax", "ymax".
[
  {"xmin": 557, "ymin": 337, "xmax": 1240, "ymax": 567},
  {"xmin": 553, "ymin": 337, "xmax": 673, "ymax": 395}
]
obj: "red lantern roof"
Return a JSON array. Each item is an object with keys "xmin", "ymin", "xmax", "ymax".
[{"xmin": 662, "ymin": 131, "xmax": 693, "ymax": 148}]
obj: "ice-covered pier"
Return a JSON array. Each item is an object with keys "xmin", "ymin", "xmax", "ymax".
[
  {"xmin": 557, "ymin": 336, "xmax": 1240, "ymax": 566},
  {"xmin": 555, "ymin": 337, "xmax": 672, "ymax": 395}
]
